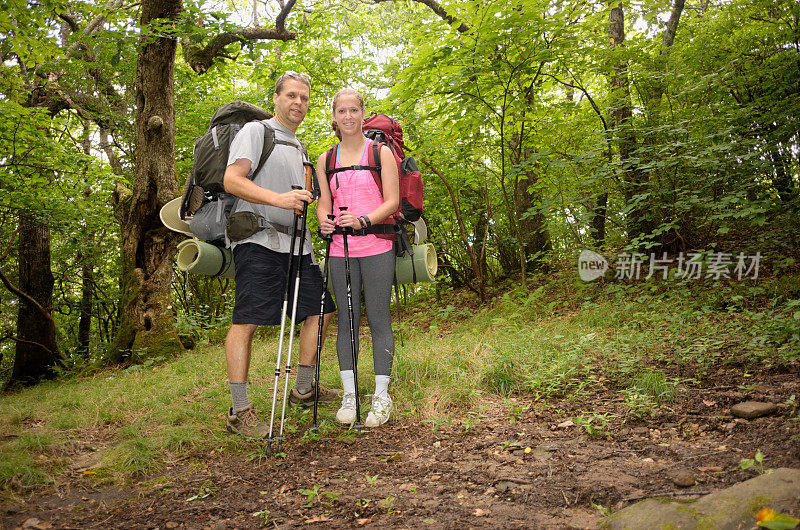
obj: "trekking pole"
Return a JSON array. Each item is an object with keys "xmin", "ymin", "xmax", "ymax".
[
  {"xmin": 312, "ymin": 213, "xmax": 336, "ymax": 434},
  {"xmin": 267, "ymin": 184, "xmax": 304, "ymax": 454},
  {"xmin": 339, "ymin": 206, "xmax": 363, "ymax": 429},
  {"xmin": 276, "ymin": 168, "xmax": 314, "ymax": 451}
]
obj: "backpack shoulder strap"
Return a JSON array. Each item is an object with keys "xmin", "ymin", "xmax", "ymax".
[
  {"xmin": 298, "ymin": 140, "xmax": 309, "ymax": 163},
  {"xmin": 252, "ymin": 122, "xmax": 276, "ymax": 179},
  {"xmin": 254, "ymin": 120, "xmax": 307, "ymax": 177},
  {"xmin": 367, "ymin": 140, "xmax": 383, "ymax": 194},
  {"xmin": 324, "ymin": 140, "xmax": 384, "ymax": 191},
  {"xmin": 324, "ymin": 145, "xmax": 338, "ymax": 177}
]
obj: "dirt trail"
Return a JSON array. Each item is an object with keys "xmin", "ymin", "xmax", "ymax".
[{"xmin": 3, "ymin": 366, "xmax": 799, "ymax": 529}]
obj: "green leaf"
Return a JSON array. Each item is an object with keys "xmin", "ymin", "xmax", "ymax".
[{"xmin": 758, "ymin": 514, "xmax": 800, "ymax": 530}]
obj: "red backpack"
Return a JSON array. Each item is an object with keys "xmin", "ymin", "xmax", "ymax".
[{"xmin": 324, "ymin": 114, "xmax": 424, "ymax": 246}]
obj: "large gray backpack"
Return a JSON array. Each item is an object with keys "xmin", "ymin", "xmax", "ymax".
[{"xmin": 179, "ymin": 101, "xmax": 301, "ymax": 244}]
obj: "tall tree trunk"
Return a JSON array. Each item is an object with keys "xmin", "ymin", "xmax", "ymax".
[
  {"xmin": 471, "ymin": 203, "xmax": 489, "ymax": 282},
  {"xmin": 770, "ymin": 146, "xmax": 794, "ymax": 202},
  {"xmin": 516, "ymin": 150, "xmax": 551, "ymax": 267},
  {"xmin": 77, "ymin": 251, "xmax": 94, "ymax": 357},
  {"xmin": 106, "ymin": 0, "xmax": 184, "ymax": 363},
  {"xmin": 591, "ymin": 192, "xmax": 609, "ymax": 247},
  {"xmin": 76, "ymin": 120, "xmax": 93, "ymax": 357},
  {"xmin": 609, "ymin": 5, "xmax": 651, "ymax": 244},
  {"xmin": 9, "ymin": 215, "xmax": 61, "ymax": 385}
]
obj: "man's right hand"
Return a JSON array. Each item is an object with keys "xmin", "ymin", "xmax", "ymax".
[{"xmin": 274, "ymin": 188, "xmax": 313, "ymax": 211}]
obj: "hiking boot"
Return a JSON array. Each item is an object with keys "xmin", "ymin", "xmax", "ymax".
[
  {"xmin": 336, "ymin": 392, "xmax": 358, "ymax": 425},
  {"xmin": 364, "ymin": 394, "xmax": 393, "ymax": 428},
  {"xmin": 225, "ymin": 405, "xmax": 269, "ymax": 439},
  {"xmin": 289, "ymin": 383, "xmax": 340, "ymax": 407}
]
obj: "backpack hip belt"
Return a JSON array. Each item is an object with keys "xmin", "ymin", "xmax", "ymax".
[
  {"xmin": 227, "ymin": 209, "xmax": 310, "ymax": 243},
  {"xmin": 331, "ymin": 224, "xmax": 396, "ymax": 237}
]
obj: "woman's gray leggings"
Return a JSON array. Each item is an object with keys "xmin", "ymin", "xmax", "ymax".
[{"xmin": 328, "ymin": 249, "xmax": 395, "ymax": 376}]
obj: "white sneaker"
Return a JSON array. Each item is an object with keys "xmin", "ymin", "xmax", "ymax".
[
  {"xmin": 336, "ymin": 392, "xmax": 357, "ymax": 425},
  {"xmin": 364, "ymin": 394, "xmax": 392, "ymax": 428}
]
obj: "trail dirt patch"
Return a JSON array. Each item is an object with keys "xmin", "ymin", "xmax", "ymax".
[{"xmin": 2, "ymin": 365, "xmax": 799, "ymax": 529}]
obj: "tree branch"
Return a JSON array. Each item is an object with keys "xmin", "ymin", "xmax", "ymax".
[
  {"xmin": 77, "ymin": 0, "xmax": 125, "ymax": 50},
  {"xmin": 373, "ymin": 0, "xmax": 469, "ymax": 33},
  {"xmin": 58, "ymin": 13, "xmax": 80, "ymax": 34},
  {"xmin": 183, "ymin": 25, "xmax": 297, "ymax": 74},
  {"xmin": 544, "ymin": 73, "xmax": 608, "ymax": 131},
  {"xmin": 662, "ymin": 0, "xmax": 685, "ymax": 50},
  {"xmin": 0, "ymin": 269, "xmax": 54, "ymax": 324},
  {"xmin": 275, "ymin": 0, "xmax": 296, "ymax": 32},
  {"xmin": 419, "ymin": 158, "xmax": 484, "ymax": 298},
  {"xmin": 0, "ymin": 332, "xmax": 56, "ymax": 357}
]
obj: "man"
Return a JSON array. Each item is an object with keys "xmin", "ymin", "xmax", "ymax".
[{"xmin": 222, "ymin": 71, "xmax": 337, "ymax": 438}]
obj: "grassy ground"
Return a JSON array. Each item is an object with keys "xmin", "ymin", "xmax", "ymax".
[{"xmin": 1, "ymin": 269, "xmax": 798, "ymax": 498}]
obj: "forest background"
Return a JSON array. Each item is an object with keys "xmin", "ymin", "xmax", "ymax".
[{"xmin": 0, "ymin": 0, "xmax": 798, "ymax": 386}]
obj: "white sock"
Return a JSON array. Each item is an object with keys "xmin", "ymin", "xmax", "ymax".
[
  {"xmin": 374, "ymin": 375, "xmax": 390, "ymax": 398},
  {"xmin": 340, "ymin": 370, "xmax": 355, "ymax": 394}
]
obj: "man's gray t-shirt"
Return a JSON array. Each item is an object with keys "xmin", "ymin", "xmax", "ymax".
[{"xmin": 227, "ymin": 118, "xmax": 311, "ymax": 255}]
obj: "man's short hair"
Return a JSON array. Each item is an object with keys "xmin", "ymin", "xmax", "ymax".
[{"xmin": 275, "ymin": 71, "xmax": 311, "ymax": 95}]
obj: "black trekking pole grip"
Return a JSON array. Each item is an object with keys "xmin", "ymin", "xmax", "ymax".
[
  {"xmin": 338, "ymin": 206, "xmax": 352, "ymax": 236},
  {"xmin": 292, "ymin": 184, "xmax": 306, "ymax": 216}
]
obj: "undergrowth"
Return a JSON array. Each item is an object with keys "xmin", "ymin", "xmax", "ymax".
[{"xmin": 0, "ymin": 270, "xmax": 797, "ymax": 495}]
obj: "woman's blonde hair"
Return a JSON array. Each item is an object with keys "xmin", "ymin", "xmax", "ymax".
[{"xmin": 331, "ymin": 88, "xmax": 365, "ymax": 140}]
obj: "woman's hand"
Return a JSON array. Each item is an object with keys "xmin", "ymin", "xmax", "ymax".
[
  {"xmin": 319, "ymin": 214, "xmax": 336, "ymax": 236},
  {"xmin": 337, "ymin": 210, "xmax": 362, "ymax": 230}
]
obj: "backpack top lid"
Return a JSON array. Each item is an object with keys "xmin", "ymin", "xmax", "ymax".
[
  {"xmin": 363, "ymin": 114, "xmax": 405, "ymax": 159},
  {"xmin": 208, "ymin": 100, "xmax": 272, "ymax": 130}
]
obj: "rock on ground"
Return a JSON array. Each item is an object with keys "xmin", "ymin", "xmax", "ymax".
[
  {"xmin": 730, "ymin": 401, "xmax": 778, "ymax": 419},
  {"xmin": 604, "ymin": 468, "xmax": 800, "ymax": 530}
]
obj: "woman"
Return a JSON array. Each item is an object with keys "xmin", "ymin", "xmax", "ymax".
[{"xmin": 316, "ymin": 88, "xmax": 399, "ymax": 428}]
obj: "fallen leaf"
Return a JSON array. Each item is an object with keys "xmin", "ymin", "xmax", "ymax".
[
  {"xmin": 758, "ymin": 508, "xmax": 778, "ymax": 522},
  {"xmin": 82, "ymin": 470, "xmax": 96, "ymax": 476},
  {"xmin": 697, "ymin": 466, "xmax": 723, "ymax": 473},
  {"xmin": 703, "ymin": 399, "xmax": 717, "ymax": 407},
  {"xmin": 557, "ymin": 419, "xmax": 574, "ymax": 428},
  {"xmin": 356, "ymin": 517, "xmax": 375, "ymax": 526},
  {"xmin": 473, "ymin": 508, "xmax": 489, "ymax": 517},
  {"xmin": 756, "ymin": 507, "xmax": 800, "ymax": 529},
  {"xmin": 305, "ymin": 515, "xmax": 330, "ymax": 523}
]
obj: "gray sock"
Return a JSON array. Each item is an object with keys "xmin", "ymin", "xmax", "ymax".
[
  {"xmin": 229, "ymin": 381, "xmax": 250, "ymax": 413},
  {"xmin": 295, "ymin": 364, "xmax": 315, "ymax": 394}
]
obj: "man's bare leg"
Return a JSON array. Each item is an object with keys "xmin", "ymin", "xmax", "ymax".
[
  {"xmin": 226, "ymin": 323, "xmax": 257, "ymax": 413},
  {"xmin": 224, "ymin": 323, "xmax": 269, "ymax": 438},
  {"xmin": 226, "ymin": 323, "xmax": 257, "ymax": 382}
]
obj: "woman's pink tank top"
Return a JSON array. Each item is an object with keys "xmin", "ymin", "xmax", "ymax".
[{"xmin": 329, "ymin": 139, "xmax": 393, "ymax": 258}]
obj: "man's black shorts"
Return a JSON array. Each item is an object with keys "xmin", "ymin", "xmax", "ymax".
[{"xmin": 232, "ymin": 243, "xmax": 336, "ymax": 326}]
